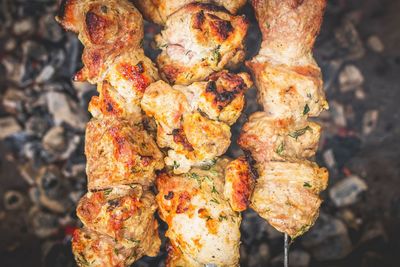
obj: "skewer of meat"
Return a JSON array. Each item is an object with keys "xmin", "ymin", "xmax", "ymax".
[
  {"xmin": 239, "ymin": 0, "xmax": 329, "ymax": 239},
  {"xmin": 56, "ymin": 1, "xmax": 165, "ymax": 266},
  {"xmin": 137, "ymin": 2, "xmax": 254, "ymax": 266}
]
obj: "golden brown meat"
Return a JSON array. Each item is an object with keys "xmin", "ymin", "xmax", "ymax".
[
  {"xmin": 156, "ymin": 158, "xmax": 252, "ymax": 266},
  {"xmin": 247, "ymin": 0, "xmax": 328, "ymax": 119},
  {"xmin": 141, "ymin": 72, "xmax": 251, "ymax": 173},
  {"xmin": 56, "ymin": 0, "xmax": 144, "ymax": 84},
  {"xmin": 251, "ymin": 0, "xmax": 326, "ymax": 63},
  {"xmin": 85, "ymin": 118, "xmax": 164, "ymax": 190},
  {"xmin": 72, "ymin": 228, "xmax": 138, "ymax": 267},
  {"xmin": 238, "ymin": 112, "xmax": 321, "ymax": 164},
  {"xmin": 76, "ymin": 185, "xmax": 161, "ymax": 253},
  {"xmin": 247, "ymin": 60, "xmax": 328, "ymax": 120},
  {"xmin": 241, "ymin": 0, "xmax": 329, "ymax": 239},
  {"xmin": 133, "ymin": 0, "xmax": 246, "ymax": 25},
  {"xmin": 224, "ymin": 156, "xmax": 255, "ymax": 212},
  {"xmin": 155, "ymin": 3, "xmax": 248, "ymax": 85},
  {"xmin": 88, "ymin": 49, "xmax": 159, "ymax": 123},
  {"xmin": 250, "ymin": 160, "xmax": 328, "ymax": 238}
]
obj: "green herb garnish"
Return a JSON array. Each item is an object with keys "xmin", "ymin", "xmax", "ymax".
[
  {"xmin": 303, "ymin": 104, "xmax": 310, "ymax": 115},
  {"xmin": 104, "ymin": 188, "xmax": 113, "ymax": 196},
  {"xmin": 173, "ymin": 161, "xmax": 180, "ymax": 169},
  {"xmin": 211, "ymin": 185, "xmax": 218, "ymax": 194},
  {"xmin": 276, "ymin": 142, "xmax": 284, "ymax": 156},
  {"xmin": 211, "ymin": 45, "xmax": 221, "ymax": 63},
  {"xmin": 210, "ymin": 197, "xmax": 220, "ymax": 204},
  {"xmin": 289, "ymin": 126, "xmax": 312, "ymax": 140},
  {"xmin": 218, "ymin": 215, "xmax": 228, "ymax": 222},
  {"xmin": 303, "ymin": 182, "xmax": 312, "ymax": 188}
]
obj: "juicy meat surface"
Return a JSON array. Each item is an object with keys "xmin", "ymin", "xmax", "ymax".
[
  {"xmin": 251, "ymin": 0, "xmax": 326, "ymax": 64},
  {"xmin": 238, "ymin": 111, "xmax": 321, "ymax": 164},
  {"xmin": 250, "ymin": 160, "xmax": 328, "ymax": 238},
  {"xmin": 85, "ymin": 118, "xmax": 164, "ymax": 190},
  {"xmin": 141, "ymin": 72, "xmax": 251, "ymax": 173},
  {"xmin": 243, "ymin": 0, "xmax": 329, "ymax": 238},
  {"xmin": 224, "ymin": 156, "xmax": 255, "ymax": 212},
  {"xmin": 134, "ymin": 0, "xmax": 246, "ymax": 25},
  {"xmin": 155, "ymin": 3, "xmax": 248, "ymax": 85},
  {"xmin": 247, "ymin": 60, "xmax": 328, "ymax": 120},
  {"xmin": 72, "ymin": 227, "xmax": 139, "ymax": 267},
  {"xmin": 76, "ymin": 185, "xmax": 161, "ymax": 253},
  {"xmin": 88, "ymin": 49, "xmax": 159, "ymax": 123},
  {"xmin": 156, "ymin": 158, "xmax": 251, "ymax": 266},
  {"xmin": 247, "ymin": 0, "xmax": 328, "ymax": 120},
  {"xmin": 56, "ymin": 0, "xmax": 144, "ymax": 84}
]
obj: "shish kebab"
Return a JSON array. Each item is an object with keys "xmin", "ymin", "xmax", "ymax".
[
  {"xmin": 56, "ymin": 0, "xmax": 164, "ymax": 266},
  {"xmin": 57, "ymin": 0, "xmax": 254, "ymax": 266},
  {"xmin": 136, "ymin": 1, "xmax": 255, "ymax": 266},
  {"xmin": 56, "ymin": 0, "xmax": 329, "ymax": 266},
  {"xmin": 239, "ymin": 0, "xmax": 329, "ymax": 240}
]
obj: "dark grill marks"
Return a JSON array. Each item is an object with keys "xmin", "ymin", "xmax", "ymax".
[
  {"xmin": 85, "ymin": 11, "xmax": 108, "ymax": 44},
  {"xmin": 172, "ymin": 128, "xmax": 194, "ymax": 151},
  {"xmin": 208, "ymin": 14, "xmax": 233, "ymax": 40},
  {"xmin": 193, "ymin": 10, "xmax": 205, "ymax": 29},
  {"xmin": 205, "ymin": 73, "xmax": 246, "ymax": 110}
]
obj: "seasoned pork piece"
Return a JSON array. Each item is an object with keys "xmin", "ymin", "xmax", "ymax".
[
  {"xmin": 87, "ymin": 49, "xmax": 159, "ymax": 122},
  {"xmin": 141, "ymin": 72, "xmax": 251, "ymax": 173},
  {"xmin": 250, "ymin": 160, "xmax": 328, "ymax": 238},
  {"xmin": 238, "ymin": 112, "xmax": 321, "ymax": 164},
  {"xmin": 247, "ymin": 0, "xmax": 328, "ymax": 119},
  {"xmin": 156, "ymin": 158, "xmax": 252, "ymax": 266},
  {"xmin": 56, "ymin": 0, "xmax": 144, "ymax": 83},
  {"xmin": 72, "ymin": 228, "xmax": 138, "ymax": 267},
  {"xmin": 76, "ymin": 185, "xmax": 160, "ymax": 253},
  {"xmin": 134, "ymin": 0, "xmax": 246, "ymax": 25},
  {"xmin": 155, "ymin": 3, "xmax": 248, "ymax": 85},
  {"xmin": 85, "ymin": 118, "xmax": 164, "ymax": 190}
]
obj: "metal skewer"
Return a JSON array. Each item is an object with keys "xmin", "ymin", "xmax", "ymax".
[{"xmin": 284, "ymin": 233, "xmax": 289, "ymax": 267}]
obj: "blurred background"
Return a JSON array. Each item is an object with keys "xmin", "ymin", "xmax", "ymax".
[{"xmin": 0, "ymin": 0, "xmax": 399, "ymax": 266}]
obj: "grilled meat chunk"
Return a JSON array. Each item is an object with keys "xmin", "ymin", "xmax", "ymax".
[
  {"xmin": 155, "ymin": 3, "xmax": 248, "ymax": 85},
  {"xmin": 250, "ymin": 160, "xmax": 328, "ymax": 238},
  {"xmin": 134, "ymin": 0, "xmax": 246, "ymax": 25},
  {"xmin": 156, "ymin": 158, "xmax": 251, "ymax": 266},
  {"xmin": 85, "ymin": 118, "xmax": 164, "ymax": 190}
]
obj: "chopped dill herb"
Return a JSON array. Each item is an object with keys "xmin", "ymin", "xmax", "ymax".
[
  {"xmin": 289, "ymin": 126, "xmax": 312, "ymax": 140},
  {"xmin": 275, "ymin": 142, "xmax": 284, "ymax": 156},
  {"xmin": 211, "ymin": 185, "xmax": 218, "ymax": 194},
  {"xmin": 173, "ymin": 161, "xmax": 180, "ymax": 169},
  {"xmin": 210, "ymin": 197, "xmax": 220, "ymax": 204},
  {"xmin": 303, "ymin": 104, "xmax": 310, "ymax": 115},
  {"xmin": 218, "ymin": 215, "xmax": 228, "ymax": 222},
  {"xmin": 104, "ymin": 188, "xmax": 113, "ymax": 196}
]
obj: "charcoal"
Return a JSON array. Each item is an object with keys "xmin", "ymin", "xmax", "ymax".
[
  {"xmin": 302, "ymin": 213, "xmax": 352, "ymax": 261},
  {"xmin": 3, "ymin": 37, "xmax": 17, "ymax": 52},
  {"xmin": 329, "ymin": 175, "xmax": 368, "ymax": 207},
  {"xmin": 247, "ymin": 243, "xmax": 270, "ymax": 267},
  {"xmin": 39, "ymin": 13, "xmax": 63, "ymax": 42},
  {"xmin": 25, "ymin": 114, "xmax": 52, "ymax": 138},
  {"xmin": 29, "ymin": 206, "xmax": 59, "ymax": 238},
  {"xmin": 367, "ymin": 35, "xmax": 384, "ymax": 53},
  {"xmin": 339, "ymin": 65, "xmax": 364, "ymax": 93},
  {"xmin": 13, "ymin": 17, "xmax": 36, "ymax": 36},
  {"xmin": 46, "ymin": 91, "xmax": 87, "ymax": 130},
  {"xmin": 271, "ymin": 249, "xmax": 311, "ymax": 267},
  {"xmin": 2, "ymin": 87, "xmax": 26, "ymax": 115},
  {"xmin": 4, "ymin": 190, "xmax": 25, "ymax": 210},
  {"xmin": 362, "ymin": 110, "xmax": 379, "ymax": 136},
  {"xmin": 36, "ymin": 165, "xmax": 74, "ymax": 213},
  {"xmin": 0, "ymin": 116, "xmax": 22, "ymax": 140}
]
